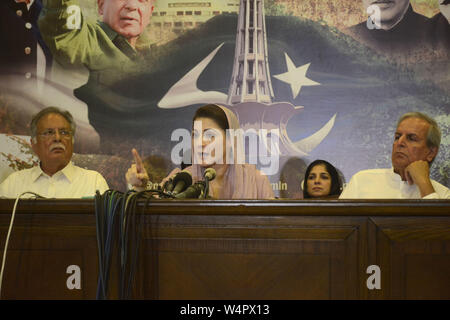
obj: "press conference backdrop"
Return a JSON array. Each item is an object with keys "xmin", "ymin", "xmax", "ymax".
[{"xmin": 0, "ymin": 0, "xmax": 448, "ymax": 197}]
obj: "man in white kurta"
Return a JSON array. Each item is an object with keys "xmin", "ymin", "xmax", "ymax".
[
  {"xmin": 0, "ymin": 161, "xmax": 108, "ymax": 198},
  {"xmin": 340, "ymin": 168, "xmax": 450, "ymax": 199},
  {"xmin": 340, "ymin": 112, "xmax": 450, "ymax": 199},
  {"xmin": 0, "ymin": 107, "xmax": 108, "ymax": 198}
]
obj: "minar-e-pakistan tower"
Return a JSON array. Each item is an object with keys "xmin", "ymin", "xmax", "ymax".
[
  {"xmin": 227, "ymin": 0, "xmax": 274, "ymax": 105},
  {"xmin": 158, "ymin": 0, "xmax": 336, "ymax": 164}
]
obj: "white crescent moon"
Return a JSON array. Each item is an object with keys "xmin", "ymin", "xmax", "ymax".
[
  {"xmin": 157, "ymin": 43, "xmax": 228, "ymax": 109},
  {"xmin": 292, "ymin": 113, "xmax": 337, "ymax": 155}
]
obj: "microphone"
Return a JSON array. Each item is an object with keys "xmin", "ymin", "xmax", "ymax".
[
  {"xmin": 163, "ymin": 178, "xmax": 174, "ymax": 192},
  {"xmin": 204, "ymin": 168, "xmax": 216, "ymax": 181},
  {"xmin": 175, "ymin": 182, "xmax": 205, "ymax": 199},
  {"xmin": 202, "ymin": 168, "xmax": 216, "ymax": 199},
  {"xmin": 171, "ymin": 171, "xmax": 193, "ymax": 195}
]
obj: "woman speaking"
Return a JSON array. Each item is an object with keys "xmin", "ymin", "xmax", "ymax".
[{"xmin": 126, "ymin": 104, "xmax": 274, "ymax": 199}]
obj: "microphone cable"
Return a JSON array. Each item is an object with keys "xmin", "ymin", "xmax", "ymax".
[
  {"xmin": 0, "ymin": 192, "xmax": 44, "ymax": 299},
  {"xmin": 95, "ymin": 188, "xmax": 165, "ymax": 299},
  {"xmin": 95, "ymin": 189, "xmax": 122, "ymax": 300}
]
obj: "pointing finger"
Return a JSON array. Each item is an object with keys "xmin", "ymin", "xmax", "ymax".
[{"xmin": 132, "ymin": 148, "xmax": 144, "ymax": 173}]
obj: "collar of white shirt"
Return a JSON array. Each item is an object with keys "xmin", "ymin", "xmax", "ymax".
[{"xmin": 31, "ymin": 161, "xmax": 76, "ymax": 183}]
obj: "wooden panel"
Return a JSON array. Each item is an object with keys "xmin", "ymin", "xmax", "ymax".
[
  {"xmin": 157, "ymin": 252, "xmax": 330, "ymax": 300},
  {"xmin": 2, "ymin": 250, "xmax": 85, "ymax": 299},
  {"xmin": 0, "ymin": 199, "xmax": 449, "ymax": 299},
  {"xmin": 371, "ymin": 217, "xmax": 450, "ymax": 299},
  {"xmin": 142, "ymin": 215, "xmax": 364, "ymax": 300},
  {"xmin": 405, "ymin": 255, "xmax": 450, "ymax": 299},
  {"xmin": 0, "ymin": 213, "xmax": 98, "ymax": 299}
]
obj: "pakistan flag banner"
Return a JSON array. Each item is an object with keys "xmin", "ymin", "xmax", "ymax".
[{"xmin": 0, "ymin": 0, "xmax": 449, "ymax": 197}]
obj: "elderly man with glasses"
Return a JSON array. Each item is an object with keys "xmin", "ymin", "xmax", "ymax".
[{"xmin": 0, "ymin": 107, "xmax": 109, "ymax": 198}]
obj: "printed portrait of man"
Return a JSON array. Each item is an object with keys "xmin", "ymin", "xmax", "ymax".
[
  {"xmin": 37, "ymin": 0, "xmax": 157, "ymax": 154},
  {"xmin": 346, "ymin": 0, "xmax": 431, "ymax": 61},
  {"xmin": 429, "ymin": 0, "xmax": 450, "ymax": 54}
]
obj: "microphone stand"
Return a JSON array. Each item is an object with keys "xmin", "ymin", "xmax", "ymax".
[
  {"xmin": 203, "ymin": 178, "xmax": 210, "ymax": 199},
  {"xmin": 202, "ymin": 168, "xmax": 216, "ymax": 199}
]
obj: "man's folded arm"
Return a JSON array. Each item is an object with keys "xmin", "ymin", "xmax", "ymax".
[{"xmin": 422, "ymin": 184, "xmax": 450, "ymax": 199}]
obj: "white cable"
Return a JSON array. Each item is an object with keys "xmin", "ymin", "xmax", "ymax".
[{"xmin": 0, "ymin": 192, "xmax": 44, "ymax": 299}]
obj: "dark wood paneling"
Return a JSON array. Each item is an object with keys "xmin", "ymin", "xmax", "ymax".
[
  {"xmin": 370, "ymin": 217, "xmax": 450, "ymax": 299},
  {"xmin": 144, "ymin": 226, "xmax": 361, "ymax": 299},
  {"xmin": 141, "ymin": 214, "xmax": 365, "ymax": 299},
  {"xmin": 3, "ymin": 250, "xmax": 85, "ymax": 299},
  {"xmin": 0, "ymin": 199, "xmax": 449, "ymax": 299},
  {"xmin": 0, "ymin": 212, "xmax": 98, "ymax": 299}
]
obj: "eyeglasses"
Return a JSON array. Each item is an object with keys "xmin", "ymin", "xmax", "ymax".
[{"xmin": 38, "ymin": 128, "xmax": 72, "ymax": 139}]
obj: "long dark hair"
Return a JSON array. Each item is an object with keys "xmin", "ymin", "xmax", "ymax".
[{"xmin": 303, "ymin": 160, "xmax": 342, "ymax": 198}]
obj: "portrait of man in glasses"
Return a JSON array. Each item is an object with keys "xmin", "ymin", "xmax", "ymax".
[{"xmin": 37, "ymin": 0, "xmax": 156, "ymax": 151}]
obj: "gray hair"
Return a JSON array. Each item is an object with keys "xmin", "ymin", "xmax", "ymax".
[
  {"xmin": 30, "ymin": 107, "xmax": 76, "ymax": 142},
  {"xmin": 397, "ymin": 112, "xmax": 441, "ymax": 164}
]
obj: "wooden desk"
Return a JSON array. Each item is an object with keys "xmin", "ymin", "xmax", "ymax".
[{"xmin": 0, "ymin": 199, "xmax": 449, "ymax": 299}]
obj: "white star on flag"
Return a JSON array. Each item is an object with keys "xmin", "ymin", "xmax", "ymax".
[{"xmin": 273, "ymin": 53, "xmax": 320, "ymax": 99}]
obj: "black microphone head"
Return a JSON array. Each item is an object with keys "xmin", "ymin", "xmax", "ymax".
[
  {"xmin": 204, "ymin": 168, "xmax": 216, "ymax": 181},
  {"xmin": 172, "ymin": 171, "xmax": 193, "ymax": 194},
  {"xmin": 164, "ymin": 178, "xmax": 174, "ymax": 192},
  {"xmin": 174, "ymin": 182, "xmax": 204, "ymax": 199}
]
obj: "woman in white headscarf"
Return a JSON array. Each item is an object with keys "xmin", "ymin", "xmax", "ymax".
[{"xmin": 126, "ymin": 104, "xmax": 274, "ymax": 199}]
